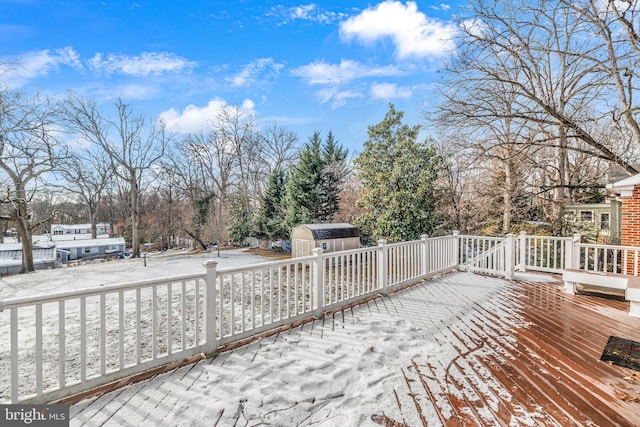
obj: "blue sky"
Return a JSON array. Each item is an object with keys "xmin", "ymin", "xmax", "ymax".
[{"xmin": 1, "ymin": 0, "xmax": 460, "ymax": 154}]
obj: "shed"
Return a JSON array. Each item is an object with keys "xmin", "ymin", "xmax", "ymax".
[{"xmin": 291, "ymin": 223, "xmax": 360, "ymax": 257}]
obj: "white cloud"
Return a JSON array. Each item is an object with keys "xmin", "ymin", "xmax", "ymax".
[
  {"xmin": 227, "ymin": 58, "xmax": 284, "ymax": 87},
  {"xmin": 339, "ymin": 0, "xmax": 456, "ymax": 59},
  {"xmin": 158, "ymin": 98, "xmax": 257, "ymax": 133},
  {"xmin": 315, "ymin": 88, "xmax": 363, "ymax": 108},
  {"xmin": 430, "ymin": 3, "xmax": 451, "ymax": 11},
  {"xmin": 292, "ymin": 59, "xmax": 400, "ymax": 84},
  {"xmin": 3, "ymin": 46, "xmax": 83, "ymax": 89},
  {"xmin": 88, "ymin": 52, "xmax": 197, "ymax": 76},
  {"xmin": 370, "ymin": 82, "xmax": 412, "ymax": 100},
  {"xmin": 274, "ymin": 3, "xmax": 348, "ymax": 25}
]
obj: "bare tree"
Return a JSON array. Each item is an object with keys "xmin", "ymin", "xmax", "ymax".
[
  {"xmin": 53, "ymin": 147, "xmax": 112, "ymax": 238},
  {"xmin": 430, "ymin": 0, "xmax": 640, "ymax": 233},
  {"xmin": 61, "ymin": 94, "xmax": 169, "ymax": 257},
  {"xmin": 0, "ymin": 90, "xmax": 68, "ymax": 272}
]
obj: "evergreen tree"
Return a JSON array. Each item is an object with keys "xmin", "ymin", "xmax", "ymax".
[
  {"xmin": 284, "ymin": 132, "xmax": 324, "ymax": 230},
  {"xmin": 284, "ymin": 131, "xmax": 347, "ymax": 230},
  {"xmin": 227, "ymin": 193, "xmax": 253, "ymax": 244},
  {"xmin": 354, "ymin": 104, "xmax": 442, "ymax": 243},
  {"xmin": 255, "ymin": 168, "xmax": 288, "ymax": 240},
  {"xmin": 319, "ymin": 131, "xmax": 348, "ymax": 222}
]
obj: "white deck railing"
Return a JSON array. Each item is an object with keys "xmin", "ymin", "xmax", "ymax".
[
  {"xmin": 5, "ymin": 230, "xmax": 640, "ymax": 405},
  {"xmin": 518, "ymin": 233, "xmax": 574, "ymax": 274},
  {"xmin": 0, "ymin": 234, "xmax": 460, "ymax": 404},
  {"xmin": 574, "ymin": 243, "xmax": 640, "ymax": 275}
]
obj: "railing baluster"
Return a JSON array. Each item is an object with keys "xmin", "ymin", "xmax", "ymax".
[
  {"xmin": 241, "ymin": 272, "xmax": 246, "ymax": 331},
  {"xmin": 100, "ymin": 294, "xmax": 106, "ymax": 376},
  {"xmin": 59, "ymin": 300, "xmax": 65, "ymax": 388},
  {"xmin": 167, "ymin": 283, "xmax": 172, "ymax": 355},
  {"xmin": 181, "ymin": 281, "xmax": 186, "ymax": 351},
  {"xmin": 251, "ymin": 272, "xmax": 256, "ymax": 329},
  {"xmin": 80, "ymin": 297, "xmax": 86, "ymax": 382},
  {"xmin": 36, "ymin": 304, "xmax": 42, "ymax": 396},
  {"xmin": 136, "ymin": 288, "xmax": 141, "ymax": 364},
  {"xmin": 195, "ymin": 281, "xmax": 200, "ymax": 346},
  {"xmin": 152, "ymin": 286, "xmax": 157, "ymax": 360},
  {"xmin": 119, "ymin": 290, "xmax": 124, "ymax": 369},
  {"xmin": 11, "ymin": 307, "xmax": 18, "ymax": 403}
]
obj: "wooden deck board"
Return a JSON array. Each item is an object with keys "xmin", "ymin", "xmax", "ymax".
[
  {"xmin": 414, "ymin": 275, "xmax": 640, "ymax": 426},
  {"xmin": 70, "ymin": 272, "xmax": 640, "ymax": 426}
]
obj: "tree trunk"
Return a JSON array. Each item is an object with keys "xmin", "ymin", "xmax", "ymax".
[
  {"xmin": 502, "ymin": 161, "xmax": 514, "ymax": 234},
  {"xmin": 13, "ymin": 200, "xmax": 35, "ymax": 273},
  {"xmin": 551, "ymin": 127, "xmax": 569, "ymax": 235},
  {"xmin": 90, "ymin": 209, "xmax": 98, "ymax": 239}
]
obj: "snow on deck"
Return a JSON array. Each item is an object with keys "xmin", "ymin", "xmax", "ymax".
[{"xmin": 67, "ymin": 271, "xmax": 640, "ymax": 426}]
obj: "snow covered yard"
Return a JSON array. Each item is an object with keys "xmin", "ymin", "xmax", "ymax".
[{"xmin": 0, "ymin": 248, "xmax": 268, "ymax": 300}]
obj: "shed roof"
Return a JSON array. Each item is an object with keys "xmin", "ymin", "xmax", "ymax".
[{"xmin": 299, "ymin": 223, "xmax": 360, "ymax": 240}]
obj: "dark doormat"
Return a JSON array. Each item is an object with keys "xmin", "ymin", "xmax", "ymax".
[{"xmin": 600, "ymin": 336, "xmax": 640, "ymax": 371}]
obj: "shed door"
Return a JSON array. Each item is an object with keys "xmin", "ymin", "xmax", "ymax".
[{"xmin": 296, "ymin": 239, "xmax": 311, "ymax": 257}]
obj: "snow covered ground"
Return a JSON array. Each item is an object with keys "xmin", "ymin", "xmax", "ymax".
[{"xmin": 0, "ymin": 248, "xmax": 268, "ymax": 300}]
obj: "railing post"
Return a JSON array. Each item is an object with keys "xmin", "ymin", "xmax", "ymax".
[
  {"xmin": 421, "ymin": 234, "xmax": 429, "ymax": 276},
  {"xmin": 203, "ymin": 260, "xmax": 218, "ymax": 355},
  {"xmin": 519, "ymin": 231, "xmax": 527, "ymax": 272},
  {"xmin": 505, "ymin": 234, "xmax": 515, "ymax": 279},
  {"xmin": 377, "ymin": 239, "xmax": 388, "ymax": 292},
  {"xmin": 312, "ymin": 248, "xmax": 325, "ymax": 318},
  {"xmin": 452, "ymin": 230, "xmax": 460, "ymax": 268},
  {"xmin": 566, "ymin": 234, "xmax": 581, "ymax": 270}
]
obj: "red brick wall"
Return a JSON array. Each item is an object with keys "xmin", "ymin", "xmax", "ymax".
[
  {"xmin": 620, "ymin": 185, "xmax": 640, "ymax": 274},
  {"xmin": 621, "ymin": 184, "xmax": 640, "ymax": 247}
]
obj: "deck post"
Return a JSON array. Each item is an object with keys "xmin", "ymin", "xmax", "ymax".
[
  {"xmin": 566, "ymin": 234, "xmax": 581, "ymax": 270},
  {"xmin": 505, "ymin": 234, "xmax": 515, "ymax": 279},
  {"xmin": 377, "ymin": 240, "xmax": 388, "ymax": 292},
  {"xmin": 452, "ymin": 230, "xmax": 460, "ymax": 268},
  {"xmin": 421, "ymin": 234, "xmax": 429, "ymax": 276},
  {"xmin": 519, "ymin": 231, "xmax": 527, "ymax": 271},
  {"xmin": 312, "ymin": 248, "xmax": 325, "ymax": 318},
  {"xmin": 203, "ymin": 260, "xmax": 218, "ymax": 355}
]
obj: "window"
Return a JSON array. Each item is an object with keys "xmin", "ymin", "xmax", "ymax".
[
  {"xmin": 579, "ymin": 210, "xmax": 593, "ymax": 222},
  {"xmin": 600, "ymin": 212, "xmax": 610, "ymax": 229},
  {"xmin": 321, "ymin": 242, "xmax": 330, "ymax": 251},
  {"xmin": 564, "ymin": 210, "xmax": 576, "ymax": 222},
  {"xmin": 53, "ymin": 229, "xmax": 63, "ymax": 235}
]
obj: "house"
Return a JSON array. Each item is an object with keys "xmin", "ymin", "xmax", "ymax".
[
  {"xmin": 291, "ymin": 223, "xmax": 360, "ymax": 257},
  {"xmin": 50, "ymin": 223, "xmax": 111, "ymax": 237},
  {"xmin": 0, "ymin": 243, "xmax": 57, "ymax": 275},
  {"xmin": 607, "ymin": 173, "xmax": 640, "ymax": 248},
  {"xmin": 53, "ymin": 236, "xmax": 126, "ymax": 261},
  {"xmin": 563, "ymin": 199, "xmax": 622, "ymax": 243}
]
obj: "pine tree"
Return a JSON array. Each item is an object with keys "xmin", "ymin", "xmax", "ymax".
[
  {"xmin": 354, "ymin": 104, "xmax": 442, "ymax": 243},
  {"xmin": 284, "ymin": 132, "xmax": 323, "ymax": 230},
  {"xmin": 284, "ymin": 131, "xmax": 348, "ymax": 230},
  {"xmin": 255, "ymin": 168, "xmax": 288, "ymax": 240},
  {"xmin": 227, "ymin": 193, "xmax": 253, "ymax": 244},
  {"xmin": 319, "ymin": 131, "xmax": 348, "ymax": 222}
]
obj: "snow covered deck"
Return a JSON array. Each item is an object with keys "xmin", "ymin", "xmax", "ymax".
[{"xmin": 68, "ymin": 271, "xmax": 640, "ymax": 426}]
